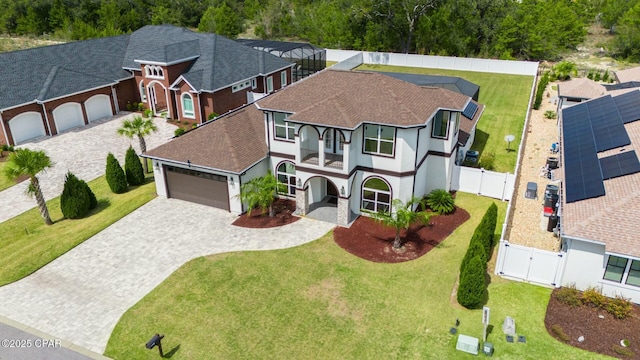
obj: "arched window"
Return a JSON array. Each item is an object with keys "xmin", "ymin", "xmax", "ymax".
[
  {"xmin": 361, "ymin": 177, "xmax": 391, "ymax": 213},
  {"xmin": 139, "ymin": 81, "xmax": 146, "ymax": 103},
  {"xmin": 144, "ymin": 65, "xmax": 165, "ymax": 79},
  {"xmin": 276, "ymin": 161, "xmax": 296, "ymax": 196},
  {"xmin": 181, "ymin": 93, "xmax": 195, "ymax": 118}
]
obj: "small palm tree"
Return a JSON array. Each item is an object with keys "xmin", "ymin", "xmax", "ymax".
[
  {"xmin": 3, "ymin": 148, "xmax": 53, "ymax": 225},
  {"xmin": 117, "ymin": 115, "xmax": 158, "ymax": 173},
  {"xmin": 370, "ymin": 196, "xmax": 433, "ymax": 250},
  {"xmin": 426, "ymin": 189, "xmax": 455, "ymax": 214},
  {"xmin": 238, "ymin": 172, "xmax": 285, "ymax": 217}
]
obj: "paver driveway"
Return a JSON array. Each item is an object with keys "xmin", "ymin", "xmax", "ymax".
[
  {"xmin": 0, "ymin": 113, "xmax": 176, "ymax": 223},
  {"xmin": 0, "ymin": 198, "xmax": 335, "ymax": 354}
]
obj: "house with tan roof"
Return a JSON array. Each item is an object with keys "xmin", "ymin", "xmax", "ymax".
[
  {"xmin": 615, "ymin": 66, "xmax": 640, "ymax": 84},
  {"xmin": 557, "ymin": 88, "xmax": 640, "ymax": 302},
  {"xmin": 0, "ymin": 25, "xmax": 294, "ymax": 146},
  {"xmin": 144, "ymin": 69, "xmax": 483, "ymax": 226}
]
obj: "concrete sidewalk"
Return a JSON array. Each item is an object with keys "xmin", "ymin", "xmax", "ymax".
[
  {"xmin": 0, "ymin": 113, "xmax": 176, "ymax": 223},
  {"xmin": 0, "ymin": 198, "xmax": 335, "ymax": 354}
]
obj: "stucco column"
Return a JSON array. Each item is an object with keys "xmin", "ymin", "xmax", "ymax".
[
  {"xmin": 318, "ymin": 138, "xmax": 325, "ymax": 167},
  {"xmin": 337, "ymin": 197, "xmax": 349, "ymax": 226},
  {"xmin": 295, "ymin": 187, "xmax": 309, "ymax": 216}
]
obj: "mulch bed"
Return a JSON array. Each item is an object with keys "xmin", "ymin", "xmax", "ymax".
[
  {"xmin": 545, "ymin": 288, "xmax": 640, "ymax": 358},
  {"xmin": 334, "ymin": 207, "xmax": 470, "ymax": 263},
  {"xmin": 232, "ymin": 199, "xmax": 299, "ymax": 228}
]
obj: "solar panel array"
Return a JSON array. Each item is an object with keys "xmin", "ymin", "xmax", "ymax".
[
  {"xmin": 562, "ymin": 104, "xmax": 606, "ymax": 203},
  {"xmin": 587, "ymin": 96, "xmax": 631, "ymax": 152},
  {"xmin": 613, "ymin": 90, "xmax": 640, "ymax": 124},
  {"xmin": 600, "ymin": 151, "xmax": 640, "ymax": 180},
  {"xmin": 462, "ymin": 101, "xmax": 478, "ymax": 119}
]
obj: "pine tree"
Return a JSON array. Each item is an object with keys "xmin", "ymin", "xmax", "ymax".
[
  {"xmin": 124, "ymin": 146, "xmax": 145, "ymax": 186},
  {"xmin": 79, "ymin": 179, "xmax": 97, "ymax": 209},
  {"xmin": 105, "ymin": 153, "xmax": 127, "ymax": 194}
]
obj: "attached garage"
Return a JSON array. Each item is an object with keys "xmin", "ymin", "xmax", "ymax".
[
  {"xmin": 85, "ymin": 94, "xmax": 113, "ymax": 122},
  {"xmin": 165, "ymin": 166, "xmax": 230, "ymax": 210},
  {"xmin": 8, "ymin": 112, "xmax": 46, "ymax": 144},
  {"xmin": 52, "ymin": 102, "xmax": 84, "ymax": 133}
]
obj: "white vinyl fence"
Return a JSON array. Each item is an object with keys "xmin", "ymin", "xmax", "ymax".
[
  {"xmin": 495, "ymin": 240, "xmax": 565, "ymax": 288},
  {"xmin": 451, "ymin": 166, "xmax": 515, "ymax": 201},
  {"xmin": 326, "ymin": 49, "xmax": 539, "ymax": 76}
]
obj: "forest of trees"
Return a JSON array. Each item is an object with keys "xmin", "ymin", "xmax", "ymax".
[{"xmin": 1, "ymin": 0, "xmax": 640, "ymax": 62}]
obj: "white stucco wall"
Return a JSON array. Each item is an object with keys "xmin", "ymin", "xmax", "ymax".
[
  {"xmin": 424, "ymin": 154, "xmax": 454, "ymax": 193},
  {"xmin": 152, "ymin": 160, "xmax": 167, "ymax": 197},
  {"xmin": 237, "ymin": 158, "xmax": 270, "ymax": 213}
]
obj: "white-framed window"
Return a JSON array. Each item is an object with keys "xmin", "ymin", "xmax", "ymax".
[
  {"xmin": 602, "ymin": 255, "xmax": 640, "ymax": 288},
  {"xmin": 139, "ymin": 80, "xmax": 146, "ymax": 103},
  {"xmin": 144, "ymin": 65, "xmax": 165, "ymax": 79},
  {"xmin": 232, "ymin": 80, "xmax": 252, "ymax": 93},
  {"xmin": 281, "ymin": 71, "xmax": 287, "ymax": 87},
  {"xmin": 363, "ymin": 124, "xmax": 395, "ymax": 156},
  {"xmin": 361, "ymin": 177, "xmax": 391, "ymax": 213},
  {"xmin": 432, "ymin": 110, "xmax": 456, "ymax": 139},
  {"xmin": 273, "ymin": 112, "xmax": 294, "ymax": 141},
  {"xmin": 267, "ymin": 76, "xmax": 274, "ymax": 93},
  {"xmin": 251, "ymin": 78, "xmax": 257, "ymax": 89},
  {"xmin": 276, "ymin": 161, "xmax": 296, "ymax": 196},
  {"xmin": 181, "ymin": 93, "xmax": 195, "ymax": 118}
]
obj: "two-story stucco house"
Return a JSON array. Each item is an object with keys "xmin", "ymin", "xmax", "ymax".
[
  {"xmin": 0, "ymin": 25, "xmax": 293, "ymax": 146},
  {"xmin": 144, "ymin": 69, "xmax": 483, "ymax": 226}
]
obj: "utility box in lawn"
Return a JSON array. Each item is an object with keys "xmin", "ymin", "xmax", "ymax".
[{"xmin": 502, "ymin": 317, "xmax": 516, "ymax": 336}]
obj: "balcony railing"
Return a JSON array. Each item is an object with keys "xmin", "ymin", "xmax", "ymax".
[
  {"xmin": 324, "ymin": 152, "xmax": 343, "ymax": 169},
  {"xmin": 300, "ymin": 148, "xmax": 343, "ymax": 169},
  {"xmin": 301, "ymin": 148, "xmax": 319, "ymax": 165}
]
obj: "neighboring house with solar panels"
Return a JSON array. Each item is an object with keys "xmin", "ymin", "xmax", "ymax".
[
  {"xmin": 0, "ymin": 25, "xmax": 293, "ymax": 146},
  {"xmin": 144, "ymin": 69, "xmax": 484, "ymax": 225},
  {"xmin": 558, "ymin": 89, "xmax": 640, "ymax": 302}
]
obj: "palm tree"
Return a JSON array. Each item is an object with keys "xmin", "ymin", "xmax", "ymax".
[
  {"xmin": 3, "ymin": 148, "xmax": 53, "ymax": 225},
  {"xmin": 117, "ymin": 115, "xmax": 158, "ymax": 173},
  {"xmin": 370, "ymin": 196, "xmax": 433, "ymax": 250},
  {"xmin": 237, "ymin": 172, "xmax": 285, "ymax": 217}
]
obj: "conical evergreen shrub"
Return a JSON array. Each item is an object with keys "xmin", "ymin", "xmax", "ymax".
[
  {"xmin": 124, "ymin": 146, "xmax": 145, "ymax": 186},
  {"xmin": 457, "ymin": 255, "xmax": 486, "ymax": 309},
  {"xmin": 79, "ymin": 179, "xmax": 97, "ymax": 209},
  {"xmin": 60, "ymin": 172, "xmax": 90, "ymax": 219},
  {"xmin": 106, "ymin": 153, "xmax": 127, "ymax": 194}
]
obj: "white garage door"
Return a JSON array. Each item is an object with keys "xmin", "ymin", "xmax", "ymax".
[
  {"xmin": 8, "ymin": 112, "xmax": 46, "ymax": 144},
  {"xmin": 85, "ymin": 94, "xmax": 113, "ymax": 122},
  {"xmin": 52, "ymin": 102, "xmax": 84, "ymax": 133}
]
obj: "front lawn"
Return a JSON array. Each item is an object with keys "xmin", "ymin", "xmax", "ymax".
[
  {"xmin": 0, "ymin": 160, "xmax": 14, "ymax": 191},
  {"xmin": 358, "ymin": 64, "xmax": 533, "ymax": 173},
  {"xmin": 105, "ymin": 193, "xmax": 607, "ymax": 359},
  {"xmin": 0, "ymin": 174, "xmax": 156, "ymax": 286}
]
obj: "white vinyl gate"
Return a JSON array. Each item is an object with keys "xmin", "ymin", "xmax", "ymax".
[{"xmin": 495, "ymin": 240, "xmax": 565, "ymax": 287}]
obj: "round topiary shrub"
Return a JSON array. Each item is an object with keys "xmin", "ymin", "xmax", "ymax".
[
  {"xmin": 457, "ymin": 255, "xmax": 486, "ymax": 309},
  {"xmin": 174, "ymin": 128, "xmax": 185, "ymax": 137},
  {"xmin": 124, "ymin": 146, "xmax": 145, "ymax": 186},
  {"xmin": 106, "ymin": 153, "xmax": 128, "ymax": 194},
  {"xmin": 426, "ymin": 189, "xmax": 455, "ymax": 214},
  {"xmin": 60, "ymin": 172, "xmax": 90, "ymax": 219}
]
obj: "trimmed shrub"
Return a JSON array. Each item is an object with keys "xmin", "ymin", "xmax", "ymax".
[
  {"xmin": 607, "ymin": 295, "xmax": 633, "ymax": 319},
  {"xmin": 457, "ymin": 255, "xmax": 486, "ymax": 309},
  {"xmin": 106, "ymin": 153, "xmax": 128, "ymax": 194},
  {"xmin": 533, "ymin": 72, "xmax": 550, "ymax": 110},
  {"xmin": 582, "ymin": 286, "xmax": 607, "ymax": 309},
  {"xmin": 60, "ymin": 172, "xmax": 90, "ymax": 219},
  {"xmin": 551, "ymin": 324, "xmax": 570, "ymax": 342},
  {"xmin": 137, "ymin": 102, "xmax": 144, "ymax": 111},
  {"xmin": 460, "ymin": 238, "xmax": 487, "ymax": 273},
  {"xmin": 174, "ymin": 128, "xmax": 185, "ymax": 137},
  {"xmin": 207, "ymin": 112, "xmax": 219, "ymax": 120},
  {"xmin": 80, "ymin": 179, "xmax": 97, "ymax": 209},
  {"xmin": 544, "ymin": 110, "xmax": 557, "ymax": 119},
  {"xmin": 478, "ymin": 152, "xmax": 495, "ymax": 171},
  {"xmin": 143, "ymin": 109, "xmax": 153, "ymax": 118},
  {"xmin": 556, "ymin": 284, "xmax": 581, "ymax": 308},
  {"xmin": 612, "ymin": 345, "xmax": 635, "ymax": 357},
  {"xmin": 426, "ymin": 189, "xmax": 455, "ymax": 214},
  {"xmin": 124, "ymin": 146, "xmax": 145, "ymax": 186}
]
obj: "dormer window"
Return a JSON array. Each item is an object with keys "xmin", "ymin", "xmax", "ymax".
[
  {"xmin": 144, "ymin": 65, "xmax": 165, "ymax": 79},
  {"xmin": 432, "ymin": 110, "xmax": 458, "ymax": 139}
]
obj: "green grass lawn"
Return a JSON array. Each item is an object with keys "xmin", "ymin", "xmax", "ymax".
[
  {"xmin": 105, "ymin": 193, "xmax": 609, "ymax": 359},
  {"xmin": 357, "ymin": 64, "xmax": 533, "ymax": 173},
  {"xmin": 0, "ymin": 174, "xmax": 156, "ymax": 286},
  {"xmin": 0, "ymin": 161, "xmax": 15, "ymax": 191}
]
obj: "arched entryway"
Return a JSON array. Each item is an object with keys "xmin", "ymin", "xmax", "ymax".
[
  {"xmin": 304, "ymin": 176, "xmax": 339, "ymax": 223},
  {"xmin": 147, "ymin": 80, "xmax": 169, "ymax": 116}
]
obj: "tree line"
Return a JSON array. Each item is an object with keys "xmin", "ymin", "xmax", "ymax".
[{"xmin": 1, "ymin": 0, "xmax": 640, "ymax": 61}]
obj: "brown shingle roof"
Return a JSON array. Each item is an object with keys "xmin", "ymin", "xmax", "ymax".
[
  {"xmin": 145, "ymin": 105, "xmax": 267, "ymax": 173},
  {"xmin": 257, "ymin": 69, "xmax": 470, "ymax": 129},
  {"xmin": 561, "ymin": 104, "xmax": 640, "ymax": 257},
  {"xmin": 557, "ymin": 77, "xmax": 606, "ymax": 99},
  {"xmin": 615, "ymin": 67, "xmax": 640, "ymax": 83}
]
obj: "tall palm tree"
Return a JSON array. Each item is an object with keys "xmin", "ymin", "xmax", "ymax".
[
  {"xmin": 117, "ymin": 115, "xmax": 158, "ymax": 173},
  {"xmin": 237, "ymin": 172, "xmax": 285, "ymax": 217},
  {"xmin": 370, "ymin": 196, "xmax": 433, "ymax": 250},
  {"xmin": 3, "ymin": 148, "xmax": 53, "ymax": 225}
]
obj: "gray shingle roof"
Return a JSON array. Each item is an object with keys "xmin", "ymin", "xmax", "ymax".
[
  {"xmin": 0, "ymin": 34, "xmax": 132, "ymax": 110},
  {"xmin": 124, "ymin": 25, "xmax": 293, "ymax": 92},
  {"xmin": 375, "ymin": 71, "xmax": 480, "ymax": 100}
]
